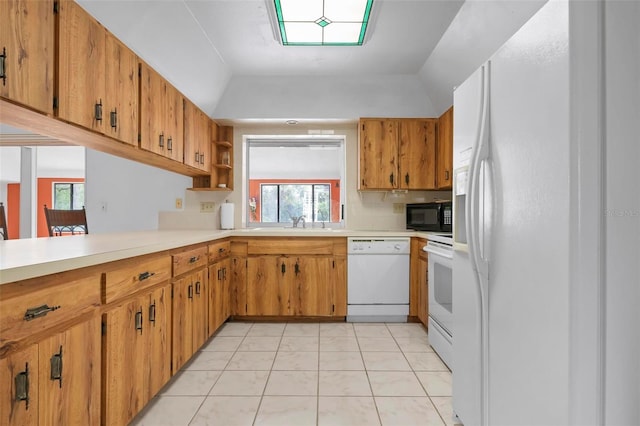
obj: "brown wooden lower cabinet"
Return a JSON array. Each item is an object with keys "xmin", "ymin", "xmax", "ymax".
[
  {"xmin": 102, "ymin": 284, "xmax": 171, "ymax": 426},
  {"xmin": 209, "ymin": 257, "xmax": 231, "ymax": 333},
  {"xmin": 410, "ymin": 237, "xmax": 429, "ymax": 326},
  {"xmin": 172, "ymin": 269, "xmax": 208, "ymax": 373},
  {"xmin": 0, "ymin": 317, "xmax": 101, "ymax": 426}
]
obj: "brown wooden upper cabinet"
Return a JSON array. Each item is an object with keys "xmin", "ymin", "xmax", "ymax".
[
  {"xmin": 436, "ymin": 107, "xmax": 454, "ymax": 189},
  {"xmin": 140, "ymin": 62, "xmax": 184, "ymax": 162},
  {"xmin": 57, "ymin": 0, "xmax": 138, "ymax": 146},
  {"xmin": 183, "ymin": 98, "xmax": 211, "ymax": 172},
  {"xmin": 359, "ymin": 118, "xmax": 437, "ymax": 190},
  {"xmin": 0, "ymin": 0, "xmax": 54, "ymax": 115}
]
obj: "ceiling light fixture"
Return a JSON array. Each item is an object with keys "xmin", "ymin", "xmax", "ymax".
[{"xmin": 274, "ymin": 0, "xmax": 374, "ymax": 46}]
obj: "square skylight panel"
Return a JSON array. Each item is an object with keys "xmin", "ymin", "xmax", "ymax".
[{"xmin": 274, "ymin": 0, "xmax": 374, "ymax": 46}]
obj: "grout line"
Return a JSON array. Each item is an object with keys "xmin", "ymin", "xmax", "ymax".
[{"xmin": 252, "ymin": 322, "xmax": 285, "ymax": 426}]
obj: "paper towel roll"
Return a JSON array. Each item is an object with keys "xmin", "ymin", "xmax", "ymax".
[{"xmin": 220, "ymin": 202, "xmax": 234, "ymax": 230}]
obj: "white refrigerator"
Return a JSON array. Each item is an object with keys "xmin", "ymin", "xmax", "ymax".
[{"xmin": 452, "ymin": 1, "xmax": 571, "ymax": 424}]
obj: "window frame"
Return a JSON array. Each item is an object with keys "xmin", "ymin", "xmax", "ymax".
[
  {"xmin": 244, "ymin": 135, "xmax": 346, "ymax": 229},
  {"xmin": 52, "ymin": 182, "xmax": 85, "ymax": 210}
]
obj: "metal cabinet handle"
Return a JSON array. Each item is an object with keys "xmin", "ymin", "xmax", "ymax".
[
  {"xmin": 94, "ymin": 99, "xmax": 103, "ymax": 122},
  {"xmin": 159, "ymin": 133, "xmax": 165, "ymax": 148},
  {"xmin": 15, "ymin": 363, "xmax": 30, "ymax": 409},
  {"xmin": 167, "ymin": 137, "xmax": 173, "ymax": 151},
  {"xmin": 189, "ymin": 256, "xmax": 199, "ymax": 264},
  {"xmin": 188, "ymin": 284, "xmax": 193, "ymax": 299},
  {"xmin": 218, "ymin": 248, "xmax": 225, "ymax": 253},
  {"xmin": 149, "ymin": 301, "xmax": 156, "ymax": 323},
  {"xmin": 294, "ymin": 263, "xmax": 300, "ymax": 275},
  {"xmin": 200, "ymin": 153, "xmax": 205, "ymax": 164},
  {"xmin": 222, "ymin": 267, "xmax": 227, "ymax": 280},
  {"xmin": 405, "ymin": 173, "xmax": 409, "ymax": 185},
  {"xmin": 50, "ymin": 346, "xmax": 63, "ymax": 388},
  {"xmin": 445, "ymin": 170, "xmax": 450, "ymax": 181},
  {"xmin": 138, "ymin": 271, "xmax": 155, "ymax": 282},
  {"xmin": 281, "ymin": 263, "xmax": 286, "ymax": 274},
  {"xmin": 389, "ymin": 173, "xmax": 394, "ymax": 185},
  {"xmin": 195, "ymin": 281, "xmax": 201, "ymax": 295},
  {"xmin": 0, "ymin": 47, "xmax": 6, "ymax": 86},
  {"xmin": 24, "ymin": 304, "xmax": 60, "ymax": 321},
  {"xmin": 135, "ymin": 309, "xmax": 143, "ymax": 333},
  {"xmin": 110, "ymin": 109, "xmax": 118, "ymax": 129}
]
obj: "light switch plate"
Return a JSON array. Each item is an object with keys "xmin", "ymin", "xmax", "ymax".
[{"xmin": 175, "ymin": 198, "xmax": 183, "ymax": 209}]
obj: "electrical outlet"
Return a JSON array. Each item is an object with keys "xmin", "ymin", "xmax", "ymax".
[
  {"xmin": 175, "ymin": 198, "xmax": 183, "ymax": 209},
  {"xmin": 393, "ymin": 203, "xmax": 404, "ymax": 214},
  {"xmin": 200, "ymin": 202, "xmax": 215, "ymax": 213}
]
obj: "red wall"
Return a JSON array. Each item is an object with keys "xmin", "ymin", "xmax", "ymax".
[
  {"xmin": 248, "ymin": 179, "xmax": 340, "ymax": 223},
  {"xmin": 6, "ymin": 178, "xmax": 84, "ymax": 238}
]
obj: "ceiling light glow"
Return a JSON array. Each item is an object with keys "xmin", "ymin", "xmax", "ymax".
[{"xmin": 274, "ymin": 0, "xmax": 374, "ymax": 46}]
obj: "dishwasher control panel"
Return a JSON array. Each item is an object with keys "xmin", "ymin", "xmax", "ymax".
[{"xmin": 347, "ymin": 238, "xmax": 411, "ymax": 254}]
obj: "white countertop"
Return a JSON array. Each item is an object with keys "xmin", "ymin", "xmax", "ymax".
[{"xmin": 0, "ymin": 228, "xmax": 438, "ymax": 285}]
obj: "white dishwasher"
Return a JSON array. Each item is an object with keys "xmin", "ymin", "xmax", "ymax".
[{"xmin": 347, "ymin": 237, "xmax": 411, "ymax": 322}]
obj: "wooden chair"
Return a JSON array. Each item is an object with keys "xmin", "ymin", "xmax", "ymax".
[
  {"xmin": 0, "ymin": 202, "xmax": 8, "ymax": 240},
  {"xmin": 44, "ymin": 204, "xmax": 89, "ymax": 237}
]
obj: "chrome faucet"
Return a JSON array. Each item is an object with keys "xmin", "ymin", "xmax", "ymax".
[{"xmin": 291, "ymin": 215, "xmax": 306, "ymax": 228}]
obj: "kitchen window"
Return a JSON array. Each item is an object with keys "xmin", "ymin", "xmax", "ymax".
[
  {"xmin": 53, "ymin": 182, "xmax": 85, "ymax": 209},
  {"xmin": 246, "ymin": 136, "xmax": 345, "ymax": 227}
]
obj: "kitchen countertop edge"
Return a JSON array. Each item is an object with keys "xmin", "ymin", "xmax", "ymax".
[{"xmin": 0, "ymin": 229, "xmax": 438, "ymax": 285}]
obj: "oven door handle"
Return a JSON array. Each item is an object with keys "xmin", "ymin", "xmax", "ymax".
[{"xmin": 424, "ymin": 244, "xmax": 453, "ymax": 259}]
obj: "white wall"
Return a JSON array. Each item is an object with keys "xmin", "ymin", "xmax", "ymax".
[
  {"xmin": 85, "ymin": 149, "xmax": 191, "ymax": 233},
  {"xmin": 249, "ymin": 145, "xmax": 342, "ymax": 180},
  {"xmin": 214, "ymin": 75, "xmax": 436, "ymax": 120}
]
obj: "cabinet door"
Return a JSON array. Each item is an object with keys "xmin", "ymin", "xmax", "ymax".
[
  {"xmin": 140, "ymin": 63, "xmax": 167, "ymax": 156},
  {"xmin": 0, "ymin": 0, "xmax": 54, "ymax": 114},
  {"xmin": 221, "ymin": 258, "xmax": 231, "ymax": 320},
  {"xmin": 230, "ymin": 256, "xmax": 247, "ymax": 316},
  {"xmin": 145, "ymin": 284, "xmax": 171, "ymax": 400},
  {"xmin": 184, "ymin": 99, "xmax": 209, "ymax": 171},
  {"xmin": 38, "ymin": 317, "xmax": 101, "ymax": 426},
  {"xmin": 104, "ymin": 33, "xmax": 138, "ymax": 146},
  {"xmin": 359, "ymin": 119, "xmax": 398, "ymax": 190},
  {"xmin": 399, "ymin": 119, "xmax": 436, "ymax": 190},
  {"xmin": 246, "ymin": 256, "xmax": 286, "ymax": 316},
  {"xmin": 331, "ymin": 257, "xmax": 347, "ymax": 316},
  {"xmin": 57, "ymin": 0, "xmax": 105, "ymax": 132},
  {"xmin": 103, "ymin": 297, "xmax": 146, "ymax": 426},
  {"xmin": 293, "ymin": 257, "xmax": 332, "ymax": 316},
  {"xmin": 436, "ymin": 107, "xmax": 454, "ymax": 189},
  {"xmin": 165, "ymin": 84, "xmax": 184, "ymax": 163},
  {"xmin": 172, "ymin": 275, "xmax": 194, "ymax": 372},
  {"xmin": 208, "ymin": 264, "xmax": 221, "ymax": 333},
  {"xmin": 0, "ymin": 345, "xmax": 39, "ymax": 426},
  {"xmin": 192, "ymin": 269, "xmax": 208, "ymax": 351}
]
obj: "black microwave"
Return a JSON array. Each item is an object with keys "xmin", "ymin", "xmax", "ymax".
[{"xmin": 406, "ymin": 202, "xmax": 452, "ymax": 232}]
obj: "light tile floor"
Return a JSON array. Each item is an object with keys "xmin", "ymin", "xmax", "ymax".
[{"xmin": 131, "ymin": 322, "xmax": 461, "ymax": 426}]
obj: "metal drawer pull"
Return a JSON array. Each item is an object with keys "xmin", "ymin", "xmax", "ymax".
[
  {"xmin": 0, "ymin": 47, "xmax": 6, "ymax": 85},
  {"xmin": 138, "ymin": 271, "xmax": 155, "ymax": 281},
  {"xmin": 189, "ymin": 256, "xmax": 199, "ymax": 263},
  {"xmin": 50, "ymin": 346, "xmax": 63, "ymax": 388},
  {"xmin": 94, "ymin": 99, "xmax": 103, "ymax": 122},
  {"xmin": 15, "ymin": 363, "xmax": 29, "ymax": 408},
  {"xmin": 218, "ymin": 248, "xmax": 225, "ymax": 253},
  {"xmin": 23, "ymin": 304, "xmax": 60, "ymax": 321},
  {"xmin": 195, "ymin": 281, "xmax": 201, "ymax": 295},
  {"xmin": 149, "ymin": 301, "xmax": 156, "ymax": 323},
  {"xmin": 135, "ymin": 309, "xmax": 143, "ymax": 333}
]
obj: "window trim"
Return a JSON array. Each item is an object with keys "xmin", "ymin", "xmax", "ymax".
[{"xmin": 52, "ymin": 181, "xmax": 85, "ymax": 210}]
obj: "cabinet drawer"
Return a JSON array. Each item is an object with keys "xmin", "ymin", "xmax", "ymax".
[
  {"xmin": 247, "ymin": 238, "xmax": 335, "ymax": 255},
  {"xmin": 208, "ymin": 240, "xmax": 230, "ymax": 263},
  {"xmin": 0, "ymin": 273, "xmax": 101, "ymax": 350},
  {"xmin": 103, "ymin": 256, "xmax": 171, "ymax": 304},
  {"xmin": 173, "ymin": 246, "xmax": 208, "ymax": 277}
]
